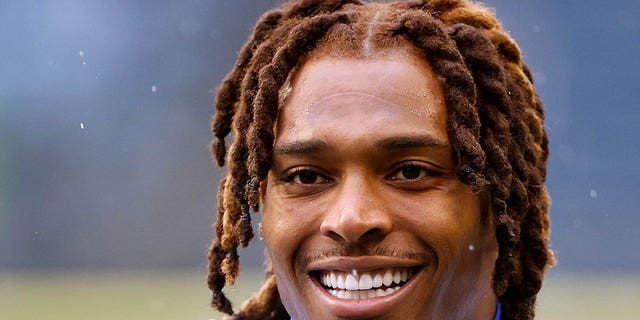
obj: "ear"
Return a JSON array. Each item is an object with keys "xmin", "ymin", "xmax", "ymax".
[
  {"xmin": 259, "ymin": 177, "xmax": 268, "ymax": 203},
  {"xmin": 471, "ymin": 188, "xmax": 497, "ymax": 250},
  {"xmin": 479, "ymin": 188, "xmax": 495, "ymax": 227},
  {"xmin": 479, "ymin": 188, "xmax": 499, "ymax": 254}
]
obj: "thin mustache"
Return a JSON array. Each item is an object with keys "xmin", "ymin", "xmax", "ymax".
[{"xmin": 298, "ymin": 246, "xmax": 437, "ymax": 267}]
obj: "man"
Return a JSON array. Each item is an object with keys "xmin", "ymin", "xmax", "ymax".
[{"xmin": 207, "ymin": 1, "xmax": 553, "ymax": 319}]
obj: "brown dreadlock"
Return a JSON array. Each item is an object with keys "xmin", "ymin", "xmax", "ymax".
[{"xmin": 208, "ymin": 1, "xmax": 553, "ymax": 319}]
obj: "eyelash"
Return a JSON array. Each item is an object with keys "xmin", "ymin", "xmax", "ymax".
[
  {"xmin": 387, "ymin": 162, "xmax": 437, "ymax": 181},
  {"xmin": 281, "ymin": 162, "xmax": 438, "ymax": 185},
  {"xmin": 282, "ymin": 167, "xmax": 332, "ymax": 184}
]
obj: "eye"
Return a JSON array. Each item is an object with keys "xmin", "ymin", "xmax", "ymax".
[
  {"xmin": 389, "ymin": 164, "xmax": 429, "ymax": 180},
  {"xmin": 287, "ymin": 168, "xmax": 331, "ymax": 184}
]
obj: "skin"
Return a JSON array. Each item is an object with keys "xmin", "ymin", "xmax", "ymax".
[{"xmin": 260, "ymin": 54, "xmax": 499, "ymax": 320}]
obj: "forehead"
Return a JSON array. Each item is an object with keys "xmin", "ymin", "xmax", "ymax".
[
  {"xmin": 275, "ymin": 55, "xmax": 448, "ymax": 143},
  {"xmin": 289, "ymin": 55, "xmax": 442, "ymax": 107}
]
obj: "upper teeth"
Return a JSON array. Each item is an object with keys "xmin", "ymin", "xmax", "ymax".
[{"xmin": 320, "ymin": 268, "xmax": 413, "ymax": 291}]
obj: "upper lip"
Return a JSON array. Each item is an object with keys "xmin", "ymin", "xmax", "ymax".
[{"xmin": 306, "ymin": 255, "xmax": 427, "ymax": 273}]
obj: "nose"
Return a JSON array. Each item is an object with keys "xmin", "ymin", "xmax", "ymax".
[{"xmin": 320, "ymin": 174, "xmax": 393, "ymax": 244}]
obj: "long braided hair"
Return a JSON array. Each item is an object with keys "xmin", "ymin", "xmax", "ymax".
[{"xmin": 208, "ymin": 1, "xmax": 553, "ymax": 319}]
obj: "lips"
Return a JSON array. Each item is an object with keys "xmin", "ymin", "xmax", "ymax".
[{"xmin": 317, "ymin": 268, "xmax": 416, "ymax": 300}]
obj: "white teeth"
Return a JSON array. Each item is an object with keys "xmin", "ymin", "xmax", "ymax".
[
  {"xmin": 358, "ymin": 274, "xmax": 373, "ymax": 290},
  {"xmin": 392, "ymin": 270, "xmax": 402, "ymax": 284},
  {"xmin": 382, "ymin": 270, "xmax": 393, "ymax": 286},
  {"xmin": 372, "ymin": 273, "xmax": 383, "ymax": 288},
  {"xmin": 344, "ymin": 291, "xmax": 354, "ymax": 299},
  {"xmin": 330, "ymin": 273, "xmax": 337, "ymax": 288},
  {"xmin": 345, "ymin": 274, "xmax": 358, "ymax": 290},
  {"xmin": 320, "ymin": 268, "xmax": 416, "ymax": 299},
  {"xmin": 337, "ymin": 274, "xmax": 345, "ymax": 289},
  {"xmin": 327, "ymin": 287, "xmax": 400, "ymax": 300}
]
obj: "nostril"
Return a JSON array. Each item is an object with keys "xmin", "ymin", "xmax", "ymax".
[
  {"xmin": 325, "ymin": 230, "xmax": 346, "ymax": 243},
  {"xmin": 360, "ymin": 227, "xmax": 387, "ymax": 242},
  {"xmin": 362, "ymin": 228, "xmax": 381, "ymax": 238},
  {"xmin": 323, "ymin": 227, "xmax": 386, "ymax": 244},
  {"xmin": 320, "ymin": 200, "xmax": 393, "ymax": 243},
  {"xmin": 326, "ymin": 228, "xmax": 384, "ymax": 243}
]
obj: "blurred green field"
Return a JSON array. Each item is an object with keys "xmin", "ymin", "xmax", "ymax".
[{"xmin": 1, "ymin": 270, "xmax": 638, "ymax": 319}]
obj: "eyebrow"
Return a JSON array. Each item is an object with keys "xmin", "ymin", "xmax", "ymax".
[
  {"xmin": 273, "ymin": 139, "xmax": 327, "ymax": 155},
  {"xmin": 273, "ymin": 135, "xmax": 447, "ymax": 155},
  {"xmin": 376, "ymin": 135, "xmax": 448, "ymax": 150}
]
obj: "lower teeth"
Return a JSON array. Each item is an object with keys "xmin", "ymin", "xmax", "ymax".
[{"xmin": 328, "ymin": 287, "xmax": 399, "ymax": 300}]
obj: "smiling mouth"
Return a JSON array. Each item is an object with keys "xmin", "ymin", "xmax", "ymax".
[{"xmin": 315, "ymin": 268, "xmax": 417, "ymax": 300}]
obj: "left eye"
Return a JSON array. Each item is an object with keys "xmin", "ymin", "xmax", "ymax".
[{"xmin": 389, "ymin": 164, "xmax": 428, "ymax": 180}]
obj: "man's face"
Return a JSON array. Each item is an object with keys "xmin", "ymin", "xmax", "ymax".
[{"xmin": 261, "ymin": 55, "xmax": 499, "ymax": 319}]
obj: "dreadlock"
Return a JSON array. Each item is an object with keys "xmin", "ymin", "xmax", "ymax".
[{"xmin": 208, "ymin": 1, "xmax": 553, "ymax": 319}]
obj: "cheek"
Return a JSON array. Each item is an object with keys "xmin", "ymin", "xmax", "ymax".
[
  {"xmin": 429, "ymin": 191, "xmax": 496, "ymax": 276},
  {"xmin": 261, "ymin": 194, "xmax": 319, "ymax": 319},
  {"xmin": 262, "ymin": 201, "xmax": 292, "ymax": 256},
  {"xmin": 402, "ymin": 190, "xmax": 486, "ymax": 256},
  {"xmin": 261, "ymin": 190, "xmax": 319, "ymax": 261}
]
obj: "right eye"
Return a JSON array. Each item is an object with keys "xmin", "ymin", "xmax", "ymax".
[{"xmin": 286, "ymin": 168, "xmax": 331, "ymax": 185}]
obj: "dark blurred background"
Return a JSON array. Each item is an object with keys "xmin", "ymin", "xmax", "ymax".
[{"xmin": 1, "ymin": 0, "xmax": 639, "ymax": 276}]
